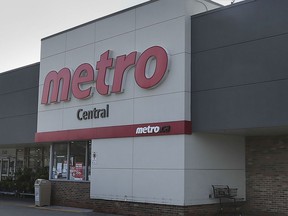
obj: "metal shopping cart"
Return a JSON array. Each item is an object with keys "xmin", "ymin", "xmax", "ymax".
[{"xmin": 212, "ymin": 185, "xmax": 245, "ymax": 216}]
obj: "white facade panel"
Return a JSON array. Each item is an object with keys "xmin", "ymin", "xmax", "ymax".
[
  {"xmin": 65, "ymin": 44, "xmax": 95, "ymax": 72},
  {"xmin": 185, "ymin": 92, "xmax": 191, "ymax": 120},
  {"xmin": 133, "ymin": 135, "xmax": 185, "ymax": 169},
  {"xmin": 133, "ymin": 93, "xmax": 186, "ymax": 123},
  {"xmin": 92, "ymin": 138, "xmax": 133, "ymax": 169},
  {"xmin": 133, "ymin": 169, "xmax": 185, "ymax": 205},
  {"xmin": 39, "ymin": 53, "xmax": 66, "ymax": 86},
  {"xmin": 185, "ymin": 53, "xmax": 191, "ymax": 91},
  {"xmin": 92, "ymin": 32, "xmax": 136, "ymax": 103},
  {"xmin": 92, "ymin": 100, "xmax": 134, "ymax": 128},
  {"xmin": 135, "ymin": 16, "xmax": 186, "ymax": 56},
  {"xmin": 96, "ymin": 9, "xmax": 136, "ymax": 42},
  {"xmin": 90, "ymin": 168, "xmax": 133, "ymax": 200},
  {"xmin": 37, "ymin": 84, "xmax": 64, "ymax": 113},
  {"xmin": 61, "ymin": 44, "xmax": 96, "ymax": 108},
  {"xmin": 41, "ymin": 33, "xmax": 66, "ymax": 59},
  {"xmin": 62, "ymin": 106, "xmax": 93, "ymax": 130},
  {"xmin": 94, "ymin": 31, "xmax": 136, "ymax": 57},
  {"xmin": 37, "ymin": 109, "xmax": 63, "ymax": 132},
  {"xmin": 66, "ymin": 23, "xmax": 96, "ymax": 50},
  {"xmin": 135, "ymin": 0, "xmax": 186, "ymax": 29},
  {"xmin": 90, "ymin": 135, "xmax": 186, "ymax": 205},
  {"xmin": 134, "ymin": 53, "xmax": 189, "ymax": 97}
]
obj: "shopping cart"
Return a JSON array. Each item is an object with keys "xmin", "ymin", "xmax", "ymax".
[{"xmin": 212, "ymin": 185, "xmax": 245, "ymax": 216}]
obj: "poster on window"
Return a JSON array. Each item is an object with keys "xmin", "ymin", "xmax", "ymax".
[{"xmin": 72, "ymin": 162, "xmax": 84, "ymax": 180}]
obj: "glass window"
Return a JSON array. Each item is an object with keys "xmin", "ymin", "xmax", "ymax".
[
  {"xmin": 16, "ymin": 149, "xmax": 24, "ymax": 170},
  {"xmin": 70, "ymin": 142, "xmax": 86, "ymax": 181},
  {"xmin": 1, "ymin": 159, "xmax": 9, "ymax": 176},
  {"xmin": 51, "ymin": 141, "xmax": 91, "ymax": 181},
  {"xmin": 43, "ymin": 146, "xmax": 50, "ymax": 167},
  {"xmin": 29, "ymin": 148, "xmax": 42, "ymax": 169},
  {"xmin": 52, "ymin": 143, "xmax": 68, "ymax": 180}
]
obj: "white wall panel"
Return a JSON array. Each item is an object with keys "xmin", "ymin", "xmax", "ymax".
[
  {"xmin": 92, "ymin": 138, "xmax": 133, "ymax": 169},
  {"xmin": 92, "ymin": 100, "xmax": 134, "ymax": 128},
  {"xmin": 136, "ymin": 16, "xmax": 186, "ymax": 56},
  {"xmin": 39, "ymin": 53, "xmax": 66, "ymax": 86},
  {"xmin": 136, "ymin": 0, "xmax": 186, "ymax": 29},
  {"xmin": 65, "ymin": 44, "xmax": 95, "ymax": 70},
  {"xmin": 37, "ymin": 109, "xmax": 63, "ymax": 132},
  {"xmin": 96, "ymin": 9, "xmax": 136, "ymax": 42},
  {"xmin": 133, "ymin": 135, "xmax": 185, "ymax": 169},
  {"xmin": 90, "ymin": 135, "xmax": 186, "ymax": 204},
  {"xmin": 66, "ymin": 23, "xmax": 96, "ymax": 50},
  {"xmin": 62, "ymin": 44, "xmax": 96, "ymax": 109},
  {"xmin": 133, "ymin": 169, "xmax": 185, "ymax": 205},
  {"xmin": 62, "ymin": 106, "xmax": 93, "ymax": 130},
  {"xmin": 92, "ymin": 32, "xmax": 136, "ymax": 104},
  {"xmin": 134, "ymin": 53, "xmax": 188, "ymax": 97},
  {"xmin": 133, "ymin": 93, "xmax": 186, "ymax": 123},
  {"xmin": 37, "ymin": 85, "xmax": 64, "ymax": 112},
  {"xmin": 91, "ymin": 137, "xmax": 133, "ymax": 200},
  {"xmin": 185, "ymin": 92, "xmax": 191, "ymax": 120},
  {"xmin": 90, "ymin": 168, "xmax": 133, "ymax": 200},
  {"xmin": 185, "ymin": 53, "xmax": 191, "ymax": 91},
  {"xmin": 41, "ymin": 33, "xmax": 67, "ymax": 59},
  {"xmin": 95, "ymin": 31, "xmax": 135, "ymax": 56},
  {"xmin": 60, "ymin": 100, "xmax": 134, "ymax": 130}
]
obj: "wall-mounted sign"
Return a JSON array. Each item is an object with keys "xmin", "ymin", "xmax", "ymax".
[
  {"xmin": 41, "ymin": 46, "xmax": 169, "ymax": 105},
  {"xmin": 136, "ymin": 125, "xmax": 171, "ymax": 135},
  {"xmin": 77, "ymin": 104, "xmax": 109, "ymax": 121}
]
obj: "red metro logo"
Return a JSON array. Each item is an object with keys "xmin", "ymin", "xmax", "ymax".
[{"xmin": 41, "ymin": 46, "xmax": 169, "ymax": 105}]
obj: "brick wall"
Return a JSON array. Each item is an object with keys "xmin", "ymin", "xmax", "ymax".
[
  {"xmin": 51, "ymin": 181, "xmax": 93, "ymax": 209},
  {"xmin": 93, "ymin": 200, "xmax": 219, "ymax": 216},
  {"xmin": 246, "ymin": 135, "xmax": 288, "ymax": 216},
  {"xmin": 51, "ymin": 180, "xmax": 219, "ymax": 215}
]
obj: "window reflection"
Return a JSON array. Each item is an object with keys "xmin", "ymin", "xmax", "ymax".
[{"xmin": 52, "ymin": 141, "xmax": 91, "ymax": 181}]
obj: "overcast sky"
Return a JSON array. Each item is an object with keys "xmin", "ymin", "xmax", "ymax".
[{"xmin": 0, "ymin": 0, "xmax": 239, "ymax": 73}]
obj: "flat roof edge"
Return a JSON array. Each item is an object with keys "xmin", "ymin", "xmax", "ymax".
[
  {"xmin": 42, "ymin": 0, "xmax": 158, "ymax": 41},
  {"xmin": 191, "ymin": 0, "xmax": 256, "ymax": 18},
  {"xmin": 0, "ymin": 62, "xmax": 40, "ymax": 77}
]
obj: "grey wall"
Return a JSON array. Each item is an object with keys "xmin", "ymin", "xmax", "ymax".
[
  {"xmin": 191, "ymin": 0, "xmax": 288, "ymax": 134},
  {"xmin": 0, "ymin": 63, "xmax": 39, "ymax": 145}
]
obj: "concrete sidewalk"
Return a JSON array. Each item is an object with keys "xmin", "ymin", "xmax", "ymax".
[{"xmin": 0, "ymin": 197, "xmax": 124, "ymax": 216}]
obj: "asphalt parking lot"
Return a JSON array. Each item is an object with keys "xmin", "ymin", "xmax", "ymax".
[{"xmin": 0, "ymin": 197, "xmax": 123, "ymax": 216}]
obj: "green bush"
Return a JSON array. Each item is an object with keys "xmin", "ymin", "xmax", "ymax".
[{"xmin": 14, "ymin": 167, "xmax": 49, "ymax": 193}]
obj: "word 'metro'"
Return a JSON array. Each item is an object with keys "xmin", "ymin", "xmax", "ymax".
[
  {"xmin": 41, "ymin": 46, "xmax": 169, "ymax": 105},
  {"xmin": 136, "ymin": 125, "xmax": 171, "ymax": 135}
]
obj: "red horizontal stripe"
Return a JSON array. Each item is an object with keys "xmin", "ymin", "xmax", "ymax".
[{"xmin": 35, "ymin": 121, "xmax": 192, "ymax": 142}]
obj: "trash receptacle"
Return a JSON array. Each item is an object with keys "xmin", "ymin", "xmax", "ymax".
[{"xmin": 34, "ymin": 179, "xmax": 51, "ymax": 207}]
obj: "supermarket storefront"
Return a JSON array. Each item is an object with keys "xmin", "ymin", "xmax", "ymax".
[
  {"xmin": 2, "ymin": 0, "xmax": 288, "ymax": 215},
  {"xmin": 36, "ymin": 0, "xmax": 237, "ymax": 215}
]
